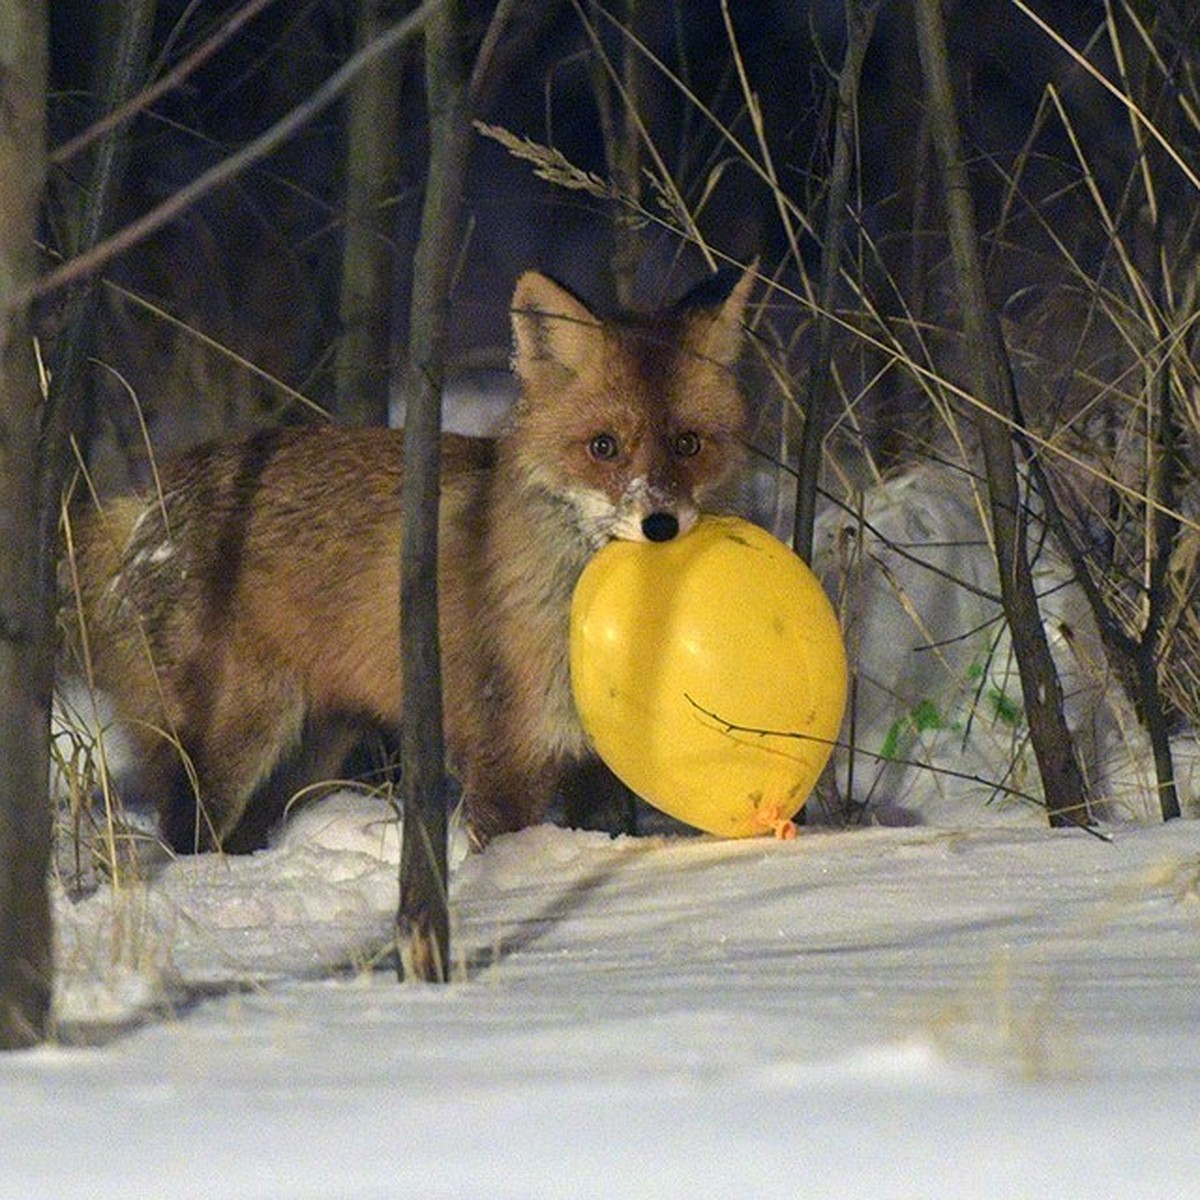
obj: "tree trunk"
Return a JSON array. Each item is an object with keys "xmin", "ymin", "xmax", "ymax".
[
  {"xmin": 911, "ymin": 0, "xmax": 1090, "ymax": 827},
  {"xmin": 28, "ymin": 2, "xmax": 441, "ymax": 307},
  {"xmin": 794, "ymin": 0, "xmax": 883, "ymax": 564},
  {"xmin": 0, "ymin": 0, "xmax": 50, "ymax": 1050},
  {"xmin": 40, "ymin": 0, "xmax": 157, "ymax": 582},
  {"xmin": 334, "ymin": 0, "xmax": 407, "ymax": 427},
  {"xmin": 589, "ymin": 0, "xmax": 644, "ymax": 308},
  {"xmin": 397, "ymin": 0, "xmax": 472, "ymax": 982}
]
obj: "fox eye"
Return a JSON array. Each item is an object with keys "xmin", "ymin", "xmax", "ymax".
[
  {"xmin": 588, "ymin": 433, "xmax": 620, "ymax": 461},
  {"xmin": 673, "ymin": 431, "xmax": 701, "ymax": 458}
]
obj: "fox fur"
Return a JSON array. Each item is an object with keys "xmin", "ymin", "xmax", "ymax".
[{"xmin": 61, "ymin": 269, "xmax": 754, "ymax": 853}]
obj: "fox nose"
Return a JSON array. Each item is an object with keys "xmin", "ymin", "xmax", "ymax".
[{"xmin": 641, "ymin": 511, "xmax": 680, "ymax": 542}]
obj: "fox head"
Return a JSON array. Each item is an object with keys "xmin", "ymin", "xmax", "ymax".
[{"xmin": 508, "ymin": 268, "xmax": 754, "ymax": 546}]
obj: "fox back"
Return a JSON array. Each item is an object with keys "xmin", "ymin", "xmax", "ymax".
[{"xmin": 61, "ymin": 268, "xmax": 754, "ymax": 852}]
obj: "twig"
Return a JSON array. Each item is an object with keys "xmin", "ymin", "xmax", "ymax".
[
  {"xmin": 683, "ymin": 696, "xmax": 1111, "ymax": 841},
  {"xmin": 1008, "ymin": 0, "xmax": 1200, "ymax": 196},
  {"xmin": 6, "ymin": 0, "xmax": 446, "ymax": 315},
  {"xmin": 794, "ymin": 0, "xmax": 883, "ymax": 563},
  {"xmin": 40, "ymin": 0, "xmax": 159, "ymax": 579},
  {"xmin": 51, "ymin": 0, "xmax": 282, "ymax": 167}
]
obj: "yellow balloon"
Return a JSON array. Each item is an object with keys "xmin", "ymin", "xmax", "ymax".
[{"xmin": 570, "ymin": 515, "xmax": 847, "ymax": 837}]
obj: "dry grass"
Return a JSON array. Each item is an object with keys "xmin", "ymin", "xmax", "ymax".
[
  {"xmin": 479, "ymin": 1, "xmax": 1200, "ymax": 823},
  {"xmin": 55, "ymin": 1, "xmax": 1200, "ymax": 899}
]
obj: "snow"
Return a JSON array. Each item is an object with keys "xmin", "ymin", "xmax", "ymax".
[
  {"xmin": 810, "ymin": 464, "xmax": 1196, "ymax": 825},
  {"xmin": 5, "ymin": 794, "xmax": 1200, "ymax": 1198},
  {"xmin": 21, "ymin": 465, "xmax": 1200, "ymax": 1196}
]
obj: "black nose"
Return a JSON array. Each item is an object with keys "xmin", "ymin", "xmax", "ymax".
[{"xmin": 641, "ymin": 511, "xmax": 680, "ymax": 542}]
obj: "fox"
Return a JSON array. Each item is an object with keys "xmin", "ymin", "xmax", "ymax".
[{"xmin": 61, "ymin": 267, "xmax": 754, "ymax": 854}]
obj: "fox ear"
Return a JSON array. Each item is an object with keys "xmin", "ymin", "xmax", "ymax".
[
  {"xmin": 687, "ymin": 264, "xmax": 756, "ymax": 369},
  {"xmin": 511, "ymin": 272, "xmax": 602, "ymax": 379}
]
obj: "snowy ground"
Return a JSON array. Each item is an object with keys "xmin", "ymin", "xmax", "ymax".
[{"xmin": 4, "ymin": 790, "xmax": 1199, "ymax": 1199}]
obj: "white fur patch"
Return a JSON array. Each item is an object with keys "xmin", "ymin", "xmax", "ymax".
[
  {"xmin": 132, "ymin": 541, "xmax": 176, "ymax": 570},
  {"xmin": 562, "ymin": 487, "xmax": 622, "ymax": 547},
  {"xmin": 560, "ymin": 479, "xmax": 698, "ymax": 544}
]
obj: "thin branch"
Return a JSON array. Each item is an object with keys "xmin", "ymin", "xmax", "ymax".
[
  {"xmin": 1008, "ymin": 0, "xmax": 1200, "ymax": 196},
  {"xmin": 795, "ymin": 0, "xmax": 883, "ymax": 563},
  {"xmin": 7, "ymin": 0, "xmax": 446, "ymax": 315},
  {"xmin": 683, "ymin": 696, "xmax": 1113, "ymax": 840},
  {"xmin": 51, "ymin": 0, "xmax": 283, "ymax": 167},
  {"xmin": 40, "ymin": 0, "xmax": 159, "ymax": 575}
]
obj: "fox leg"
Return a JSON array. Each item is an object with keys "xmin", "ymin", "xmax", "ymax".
[
  {"xmin": 560, "ymin": 759, "xmax": 638, "ymax": 835},
  {"xmin": 460, "ymin": 750, "xmax": 564, "ymax": 850},
  {"xmin": 218, "ymin": 710, "xmax": 381, "ymax": 854},
  {"xmin": 157, "ymin": 651, "xmax": 308, "ymax": 853},
  {"xmin": 217, "ymin": 715, "xmax": 370, "ymax": 854},
  {"xmin": 155, "ymin": 735, "xmax": 225, "ymax": 855}
]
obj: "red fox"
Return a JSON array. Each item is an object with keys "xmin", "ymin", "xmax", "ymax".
[{"xmin": 62, "ymin": 268, "xmax": 754, "ymax": 853}]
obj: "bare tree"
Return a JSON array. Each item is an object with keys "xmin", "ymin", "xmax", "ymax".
[
  {"xmin": 0, "ymin": 0, "xmax": 50, "ymax": 1050},
  {"xmin": 912, "ymin": 0, "xmax": 1090, "ymax": 827},
  {"xmin": 398, "ymin": 0, "xmax": 473, "ymax": 982},
  {"xmin": 335, "ymin": 0, "xmax": 408, "ymax": 427},
  {"xmin": 793, "ymin": 0, "xmax": 883, "ymax": 565}
]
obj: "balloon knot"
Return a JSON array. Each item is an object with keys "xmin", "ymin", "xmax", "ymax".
[{"xmin": 752, "ymin": 802, "xmax": 798, "ymax": 840}]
